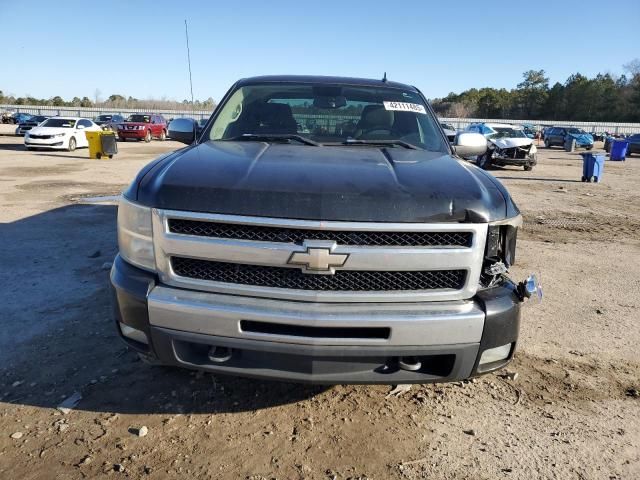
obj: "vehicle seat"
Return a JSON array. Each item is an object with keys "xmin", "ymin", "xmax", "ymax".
[
  {"xmin": 354, "ymin": 105, "xmax": 395, "ymax": 139},
  {"xmin": 251, "ymin": 103, "xmax": 298, "ymax": 134}
]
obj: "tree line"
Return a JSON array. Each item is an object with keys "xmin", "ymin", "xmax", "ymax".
[
  {"xmin": 431, "ymin": 60, "xmax": 640, "ymax": 122},
  {"xmin": 0, "ymin": 90, "xmax": 216, "ymax": 112}
]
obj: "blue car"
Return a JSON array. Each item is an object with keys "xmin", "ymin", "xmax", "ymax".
[
  {"xmin": 544, "ymin": 126, "xmax": 593, "ymax": 151},
  {"xmin": 11, "ymin": 113, "xmax": 33, "ymax": 125}
]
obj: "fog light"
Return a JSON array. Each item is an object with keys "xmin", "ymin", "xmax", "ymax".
[
  {"xmin": 119, "ymin": 322, "xmax": 148, "ymax": 345},
  {"xmin": 479, "ymin": 343, "xmax": 512, "ymax": 366}
]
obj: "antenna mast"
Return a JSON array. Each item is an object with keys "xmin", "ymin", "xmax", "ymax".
[{"xmin": 184, "ymin": 20, "xmax": 195, "ymax": 117}]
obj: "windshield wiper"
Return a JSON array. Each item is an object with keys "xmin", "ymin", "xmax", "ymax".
[
  {"xmin": 226, "ymin": 134, "xmax": 320, "ymax": 146},
  {"xmin": 338, "ymin": 139, "xmax": 421, "ymax": 150}
]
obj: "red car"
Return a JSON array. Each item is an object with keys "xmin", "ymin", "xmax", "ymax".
[{"xmin": 117, "ymin": 114, "xmax": 167, "ymax": 142}]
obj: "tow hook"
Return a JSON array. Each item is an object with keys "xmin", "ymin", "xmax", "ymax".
[
  {"xmin": 516, "ymin": 274, "xmax": 543, "ymax": 302},
  {"xmin": 398, "ymin": 356, "xmax": 422, "ymax": 372},
  {"xmin": 208, "ymin": 346, "xmax": 233, "ymax": 363}
]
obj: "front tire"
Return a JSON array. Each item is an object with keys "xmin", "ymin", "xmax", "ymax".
[
  {"xmin": 524, "ymin": 164, "xmax": 533, "ymax": 171},
  {"xmin": 144, "ymin": 130, "xmax": 151, "ymax": 143},
  {"xmin": 159, "ymin": 129, "xmax": 166, "ymax": 141},
  {"xmin": 544, "ymin": 139, "xmax": 551, "ymax": 148},
  {"xmin": 67, "ymin": 137, "xmax": 76, "ymax": 152},
  {"xmin": 477, "ymin": 152, "xmax": 491, "ymax": 170}
]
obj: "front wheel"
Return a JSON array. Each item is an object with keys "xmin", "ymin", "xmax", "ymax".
[
  {"xmin": 159, "ymin": 130, "xmax": 166, "ymax": 141},
  {"xmin": 67, "ymin": 137, "xmax": 76, "ymax": 152},
  {"xmin": 524, "ymin": 164, "xmax": 533, "ymax": 171},
  {"xmin": 144, "ymin": 130, "xmax": 151, "ymax": 143},
  {"xmin": 544, "ymin": 139, "xmax": 551, "ymax": 148},
  {"xmin": 477, "ymin": 152, "xmax": 491, "ymax": 170}
]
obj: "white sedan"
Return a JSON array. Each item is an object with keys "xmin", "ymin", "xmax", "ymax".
[{"xmin": 24, "ymin": 117, "xmax": 101, "ymax": 151}]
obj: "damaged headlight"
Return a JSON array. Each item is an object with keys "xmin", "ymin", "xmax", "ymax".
[
  {"xmin": 117, "ymin": 196, "xmax": 155, "ymax": 271},
  {"xmin": 480, "ymin": 215, "xmax": 522, "ymax": 286},
  {"xmin": 486, "ymin": 215, "xmax": 521, "ymax": 267}
]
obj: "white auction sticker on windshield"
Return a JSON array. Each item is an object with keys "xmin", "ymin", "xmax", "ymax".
[{"xmin": 383, "ymin": 101, "xmax": 426, "ymax": 114}]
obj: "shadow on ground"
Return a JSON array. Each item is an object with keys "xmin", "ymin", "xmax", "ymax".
[
  {"xmin": 0, "ymin": 204, "xmax": 325, "ymax": 415},
  {"xmin": 495, "ymin": 176, "xmax": 583, "ymax": 183}
]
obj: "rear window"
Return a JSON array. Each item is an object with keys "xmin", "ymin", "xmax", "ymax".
[{"xmin": 127, "ymin": 115, "xmax": 151, "ymax": 123}]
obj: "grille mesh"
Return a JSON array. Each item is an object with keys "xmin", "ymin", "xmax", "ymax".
[
  {"xmin": 168, "ymin": 219, "xmax": 472, "ymax": 247},
  {"xmin": 171, "ymin": 257, "xmax": 466, "ymax": 292}
]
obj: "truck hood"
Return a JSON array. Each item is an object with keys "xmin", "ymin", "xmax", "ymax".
[
  {"xmin": 568, "ymin": 133, "xmax": 593, "ymax": 145},
  {"xmin": 490, "ymin": 137, "xmax": 533, "ymax": 149},
  {"xmin": 134, "ymin": 141, "xmax": 514, "ymax": 223}
]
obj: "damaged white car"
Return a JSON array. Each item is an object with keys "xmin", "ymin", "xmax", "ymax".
[{"xmin": 466, "ymin": 123, "xmax": 537, "ymax": 171}]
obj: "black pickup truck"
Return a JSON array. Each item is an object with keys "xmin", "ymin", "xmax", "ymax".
[{"xmin": 111, "ymin": 75, "xmax": 540, "ymax": 384}]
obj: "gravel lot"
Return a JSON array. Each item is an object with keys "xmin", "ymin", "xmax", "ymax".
[{"xmin": 0, "ymin": 126, "xmax": 638, "ymax": 480}]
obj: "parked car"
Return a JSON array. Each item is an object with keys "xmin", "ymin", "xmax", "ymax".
[
  {"xmin": 521, "ymin": 124, "xmax": 537, "ymax": 139},
  {"xmin": 94, "ymin": 114, "xmax": 125, "ymax": 132},
  {"xmin": 466, "ymin": 123, "xmax": 537, "ymax": 171},
  {"xmin": 111, "ymin": 74, "xmax": 540, "ymax": 385},
  {"xmin": 604, "ymin": 133, "xmax": 631, "ymax": 152},
  {"xmin": 544, "ymin": 127, "xmax": 593, "ymax": 151},
  {"xmin": 440, "ymin": 123, "xmax": 457, "ymax": 142},
  {"xmin": 10, "ymin": 113, "xmax": 33, "ymax": 125},
  {"xmin": 1, "ymin": 110, "xmax": 16, "ymax": 124},
  {"xmin": 117, "ymin": 114, "xmax": 167, "ymax": 142},
  {"xmin": 15, "ymin": 115, "xmax": 49, "ymax": 136},
  {"xmin": 24, "ymin": 117, "xmax": 101, "ymax": 151},
  {"xmin": 606, "ymin": 133, "xmax": 640, "ymax": 156},
  {"xmin": 625, "ymin": 134, "xmax": 640, "ymax": 156}
]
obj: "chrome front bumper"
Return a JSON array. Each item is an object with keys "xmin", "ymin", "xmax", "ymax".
[{"xmin": 147, "ymin": 285, "xmax": 485, "ymax": 347}]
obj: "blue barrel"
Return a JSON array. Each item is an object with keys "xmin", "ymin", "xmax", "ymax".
[
  {"xmin": 580, "ymin": 153, "xmax": 605, "ymax": 182},
  {"xmin": 610, "ymin": 140, "xmax": 629, "ymax": 161}
]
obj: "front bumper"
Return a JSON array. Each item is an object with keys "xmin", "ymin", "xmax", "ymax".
[
  {"xmin": 111, "ymin": 255, "xmax": 521, "ymax": 384},
  {"xmin": 118, "ymin": 129, "xmax": 146, "ymax": 138},
  {"xmin": 24, "ymin": 138, "xmax": 65, "ymax": 148}
]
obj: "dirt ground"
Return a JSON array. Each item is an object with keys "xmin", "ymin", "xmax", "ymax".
[{"xmin": 0, "ymin": 126, "xmax": 638, "ymax": 480}]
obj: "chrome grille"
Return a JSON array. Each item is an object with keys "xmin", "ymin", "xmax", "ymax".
[
  {"xmin": 153, "ymin": 210, "xmax": 487, "ymax": 303},
  {"xmin": 171, "ymin": 257, "xmax": 467, "ymax": 292},
  {"xmin": 168, "ymin": 219, "xmax": 472, "ymax": 247}
]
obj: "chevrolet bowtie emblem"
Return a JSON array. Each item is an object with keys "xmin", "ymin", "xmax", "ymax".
[{"xmin": 288, "ymin": 241, "xmax": 348, "ymax": 274}]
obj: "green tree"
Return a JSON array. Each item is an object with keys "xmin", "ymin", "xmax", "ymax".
[{"xmin": 516, "ymin": 70, "xmax": 549, "ymax": 118}]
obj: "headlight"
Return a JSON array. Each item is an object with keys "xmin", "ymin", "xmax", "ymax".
[
  {"xmin": 529, "ymin": 145, "xmax": 537, "ymax": 154},
  {"xmin": 117, "ymin": 124, "xmax": 123, "ymax": 129},
  {"xmin": 486, "ymin": 215, "xmax": 522, "ymax": 268},
  {"xmin": 117, "ymin": 196, "xmax": 155, "ymax": 271},
  {"xmin": 53, "ymin": 133, "xmax": 66, "ymax": 137}
]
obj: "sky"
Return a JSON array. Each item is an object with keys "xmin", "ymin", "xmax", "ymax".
[{"xmin": 2, "ymin": 0, "xmax": 639, "ymax": 103}]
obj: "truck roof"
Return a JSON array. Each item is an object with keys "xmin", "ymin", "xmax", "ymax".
[{"xmin": 236, "ymin": 75, "xmax": 418, "ymax": 91}]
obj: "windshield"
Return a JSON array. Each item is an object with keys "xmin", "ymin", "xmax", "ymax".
[
  {"xmin": 567, "ymin": 128, "xmax": 586, "ymax": 134},
  {"xmin": 440, "ymin": 123, "xmax": 455, "ymax": 131},
  {"xmin": 489, "ymin": 127, "xmax": 527, "ymax": 139},
  {"xmin": 207, "ymin": 83, "xmax": 447, "ymax": 152},
  {"xmin": 127, "ymin": 115, "xmax": 150, "ymax": 123},
  {"xmin": 95, "ymin": 115, "xmax": 111, "ymax": 121},
  {"xmin": 41, "ymin": 118, "xmax": 76, "ymax": 128}
]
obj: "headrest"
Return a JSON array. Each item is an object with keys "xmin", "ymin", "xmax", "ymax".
[{"xmin": 360, "ymin": 105, "xmax": 394, "ymax": 129}]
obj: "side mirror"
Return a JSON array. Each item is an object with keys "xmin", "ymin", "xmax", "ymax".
[
  {"xmin": 77, "ymin": 124, "xmax": 86, "ymax": 130},
  {"xmin": 168, "ymin": 118, "xmax": 197, "ymax": 145},
  {"xmin": 453, "ymin": 132, "xmax": 486, "ymax": 157}
]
